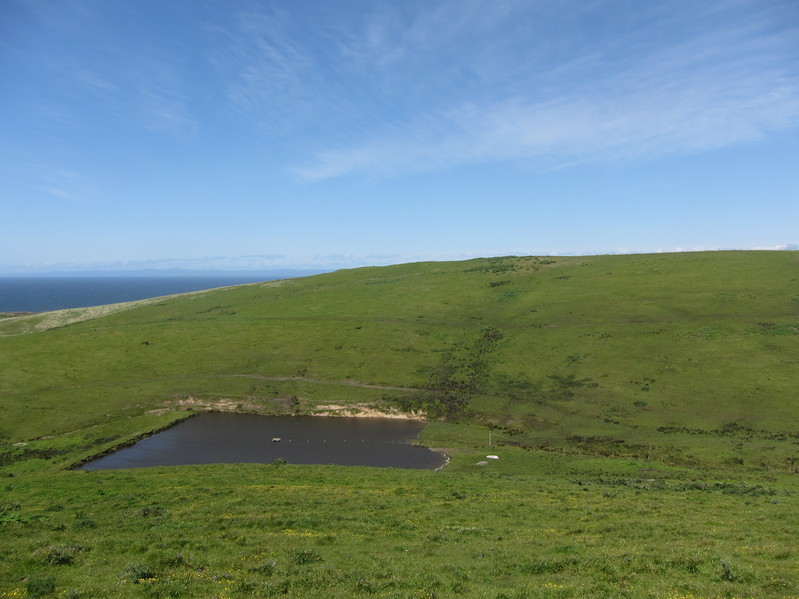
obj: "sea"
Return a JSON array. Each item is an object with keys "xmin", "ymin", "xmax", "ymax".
[{"xmin": 0, "ymin": 274, "xmax": 307, "ymax": 313}]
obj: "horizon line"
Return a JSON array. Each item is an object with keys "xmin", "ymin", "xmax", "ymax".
[{"xmin": 2, "ymin": 246, "xmax": 797, "ymax": 276}]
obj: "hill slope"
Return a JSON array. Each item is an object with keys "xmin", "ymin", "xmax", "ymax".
[
  {"xmin": 1, "ymin": 250, "xmax": 798, "ymax": 470},
  {"xmin": 2, "ymin": 251, "xmax": 798, "ymax": 599}
]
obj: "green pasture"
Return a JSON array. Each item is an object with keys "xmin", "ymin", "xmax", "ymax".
[
  {"xmin": 1, "ymin": 455, "xmax": 797, "ymax": 598},
  {"xmin": 1, "ymin": 251, "xmax": 798, "ymax": 597}
]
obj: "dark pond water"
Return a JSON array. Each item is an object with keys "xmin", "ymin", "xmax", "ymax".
[{"xmin": 80, "ymin": 413, "xmax": 446, "ymax": 470}]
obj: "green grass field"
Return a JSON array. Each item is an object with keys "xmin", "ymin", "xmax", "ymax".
[{"xmin": 1, "ymin": 251, "xmax": 798, "ymax": 597}]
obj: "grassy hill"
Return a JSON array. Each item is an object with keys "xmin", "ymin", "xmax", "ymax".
[
  {"xmin": 2, "ymin": 250, "xmax": 798, "ymax": 469},
  {"xmin": 1, "ymin": 251, "xmax": 798, "ymax": 598}
]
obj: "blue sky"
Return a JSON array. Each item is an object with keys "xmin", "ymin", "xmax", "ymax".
[{"xmin": 1, "ymin": 0, "xmax": 798, "ymax": 273}]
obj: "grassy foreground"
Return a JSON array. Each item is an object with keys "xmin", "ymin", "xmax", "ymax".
[
  {"xmin": 2, "ymin": 456, "xmax": 797, "ymax": 599},
  {"xmin": 1, "ymin": 251, "xmax": 798, "ymax": 597}
]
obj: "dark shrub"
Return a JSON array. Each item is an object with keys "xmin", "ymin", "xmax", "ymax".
[{"xmin": 122, "ymin": 562, "xmax": 155, "ymax": 582}]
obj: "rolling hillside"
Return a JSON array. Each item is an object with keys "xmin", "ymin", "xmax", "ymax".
[
  {"xmin": 2, "ymin": 251, "xmax": 798, "ymax": 598},
  {"xmin": 2, "ymin": 250, "xmax": 797, "ymax": 470}
]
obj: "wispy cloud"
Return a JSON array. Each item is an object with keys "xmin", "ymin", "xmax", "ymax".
[
  {"xmin": 1, "ymin": 254, "xmax": 292, "ymax": 274},
  {"xmin": 753, "ymin": 243, "xmax": 799, "ymax": 251},
  {"xmin": 295, "ymin": 1, "xmax": 799, "ymax": 179},
  {"xmin": 336, "ymin": 0, "xmax": 530, "ymax": 71},
  {"xmin": 32, "ymin": 165, "xmax": 100, "ymax": 204},
  {"xmin": 209, "ymin": 6, "xmax": 323, "ymax": 134},
  {"xmin": 132, "ymin": 62, "xmax": 199, "ymax": 139},
  {"xmin": 13, "ymin": 0, "xmax": 199, "ymax": 140},
  {"xmin": 208, "ymin": 1, "xmax": 540, "ymax": 142}
]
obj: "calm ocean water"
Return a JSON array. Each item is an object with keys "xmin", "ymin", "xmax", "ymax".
[{"xmin": 0, "ymin": 275, "xmax": 286, "ymax": 313}]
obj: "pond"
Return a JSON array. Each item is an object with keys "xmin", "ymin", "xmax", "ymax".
[{"xmin": 79, "ymin": 413, "xmax": 447, "ymax": 470}]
